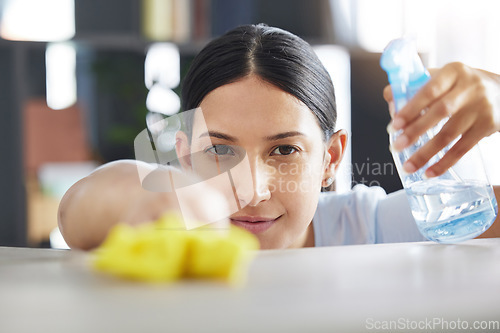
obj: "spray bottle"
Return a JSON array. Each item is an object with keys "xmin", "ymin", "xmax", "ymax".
[{"xmin": 381, "ymin": 38, "xmax": 497, "ymax": 243}]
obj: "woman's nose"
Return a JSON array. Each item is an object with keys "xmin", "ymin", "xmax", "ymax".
[{"xmin": 231, "ymin": 155, "xmax": 272, "ymax": 208}]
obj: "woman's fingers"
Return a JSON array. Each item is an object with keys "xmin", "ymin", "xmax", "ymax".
[
  {"xmin": 392, "ymin": 63, "xmax": 461, "ymax": 131},
  {"xmin": 383, "ymin": 84, "xmax": 392, "ymax": 101},
  {"xmin": 383, "ymin": 85, "xmax": 396, "ymax": 117},
  {"xmin": 401, "ymin": 105, "xmax": 477, "ymax": 173},
  {"xmin": 392, "ymin": 81, "xmax": 471, "ymax": 151},
  {"xmin": 424, "ymin": 124, "xmax": 493, "ymax": 177},
  {"xmin": 384, "ymin": 62, "xmax": 500, "ymax": 177},
  {"xmin": 387, "ymin": 62, "xmax": 500, "ymax": 176}
]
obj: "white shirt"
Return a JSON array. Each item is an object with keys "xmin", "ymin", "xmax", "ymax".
[{"xmin": 313, "ymin": 185, "xmax": 426, "ymax": 246}]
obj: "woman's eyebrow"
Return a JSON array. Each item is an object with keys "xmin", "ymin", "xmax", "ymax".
[
  {"xmin": 198, "ymin": 130, "xmax": 305, "ymax": 142},
  {"xmin": 199, "ymin": 131, "xmax": 238, "ymax": 142},
  {"xmin": 265, "ymin": 131, "xmax": 305, "ymax": 141}
]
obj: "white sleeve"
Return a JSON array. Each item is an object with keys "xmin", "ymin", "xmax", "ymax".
[
  {"xmin": 314, "ymin": 186, "xmax": 426, "ymax": 246},
  {"xmin": 314, "ymin": 185, "xmax": 386, "ymax": 246},
  {"xmin": 375, "ymin": 189, "xmax": 426, "ymax": 243}
]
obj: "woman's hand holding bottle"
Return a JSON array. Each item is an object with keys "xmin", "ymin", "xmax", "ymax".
[{"xmin": 384, "ymin": 62, "xmax": 500, "ymax": 177}]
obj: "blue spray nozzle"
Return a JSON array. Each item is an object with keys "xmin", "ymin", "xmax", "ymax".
[
  {"xmin": 380, "ymin": 38, "xmax": 431, "ymax": 110},
  {"xmin": 380, "ymin": 38, "xmax": 429, "ymax": 84}
]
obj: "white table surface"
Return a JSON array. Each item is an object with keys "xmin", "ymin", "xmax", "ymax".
[{"xmin": 1, "ymin": 238, "xmax": 500, "ymax": 333}]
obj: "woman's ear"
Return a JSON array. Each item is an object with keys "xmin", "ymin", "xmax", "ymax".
[
  {"xmin": 175, "ymin": 131, "xmax": 193, "ymax": 171},
  {"xmin": 323, "ymin": 129, "xmax": 348, "ymax": 182}
]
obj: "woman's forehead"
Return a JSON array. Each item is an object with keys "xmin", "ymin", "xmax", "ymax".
[
  {"xmin": 194, "ymin": 76, "xmax": 322, "ymax": 137},
  {"xmin": 199, "ymin": 75, "xmax": 301, "ymax": 109}
]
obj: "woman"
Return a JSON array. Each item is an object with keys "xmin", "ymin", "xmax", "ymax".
[{"xmin": 58, "ymin": 24, "xmax": 500, "ymax": 250}]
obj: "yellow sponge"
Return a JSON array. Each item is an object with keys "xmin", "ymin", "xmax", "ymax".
[
  {"xmin": 185, "ymin": 224, "xmax": 260, "ymax": 284},
  {"xmin": 92, "ymin": 213, "xmax": 259, "ymax": 284}
]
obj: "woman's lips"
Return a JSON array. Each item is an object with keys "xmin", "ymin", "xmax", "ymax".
[{"xmin": 230, "ymin": 216, "xmax": 280, "ymax": 234}]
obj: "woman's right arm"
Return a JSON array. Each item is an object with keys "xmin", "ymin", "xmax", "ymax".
[
  {"xmin": 58, "ymin": 160, "xmax": 168, "ymax": 250},
  {"xmin": 59, "ymin": 160, "xmax": 231, "ymax": 250}
]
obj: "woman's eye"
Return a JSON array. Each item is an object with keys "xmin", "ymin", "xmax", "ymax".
[
  {"xmin": 272, "ymin": 145, "xmax": 298, "ymax": 156},
  {"xmin": 205, "ymin": 145, "xmax": 235, "ymax": 156}
]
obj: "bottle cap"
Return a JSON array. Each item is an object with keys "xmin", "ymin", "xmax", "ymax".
[{"xmin": 380, "ymin": 37, "xmax": 430, "ymax": 109}]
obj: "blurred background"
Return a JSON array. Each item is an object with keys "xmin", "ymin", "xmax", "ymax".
[{"xmin": 0, "ymin": 0, "xmax": 499, "ymax": 248}]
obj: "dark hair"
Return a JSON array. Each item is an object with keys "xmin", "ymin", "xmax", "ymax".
[{"xmin": 181, "ymin": 24, "xmax": 337, "ymax": 141}]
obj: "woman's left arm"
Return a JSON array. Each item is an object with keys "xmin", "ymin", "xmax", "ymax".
[{"xmin": 383, "ymin": 62, "xmax": 500, "ymax": 237}]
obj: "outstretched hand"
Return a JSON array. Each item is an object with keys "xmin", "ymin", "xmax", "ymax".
[{"xmin": 383, "ymin": 62, "xmax": 500, "ymax": 177}]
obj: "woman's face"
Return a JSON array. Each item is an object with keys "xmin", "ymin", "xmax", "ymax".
[{"xmin": 178, "ymin": 75, "xmax": 345, "ymax": 249}]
